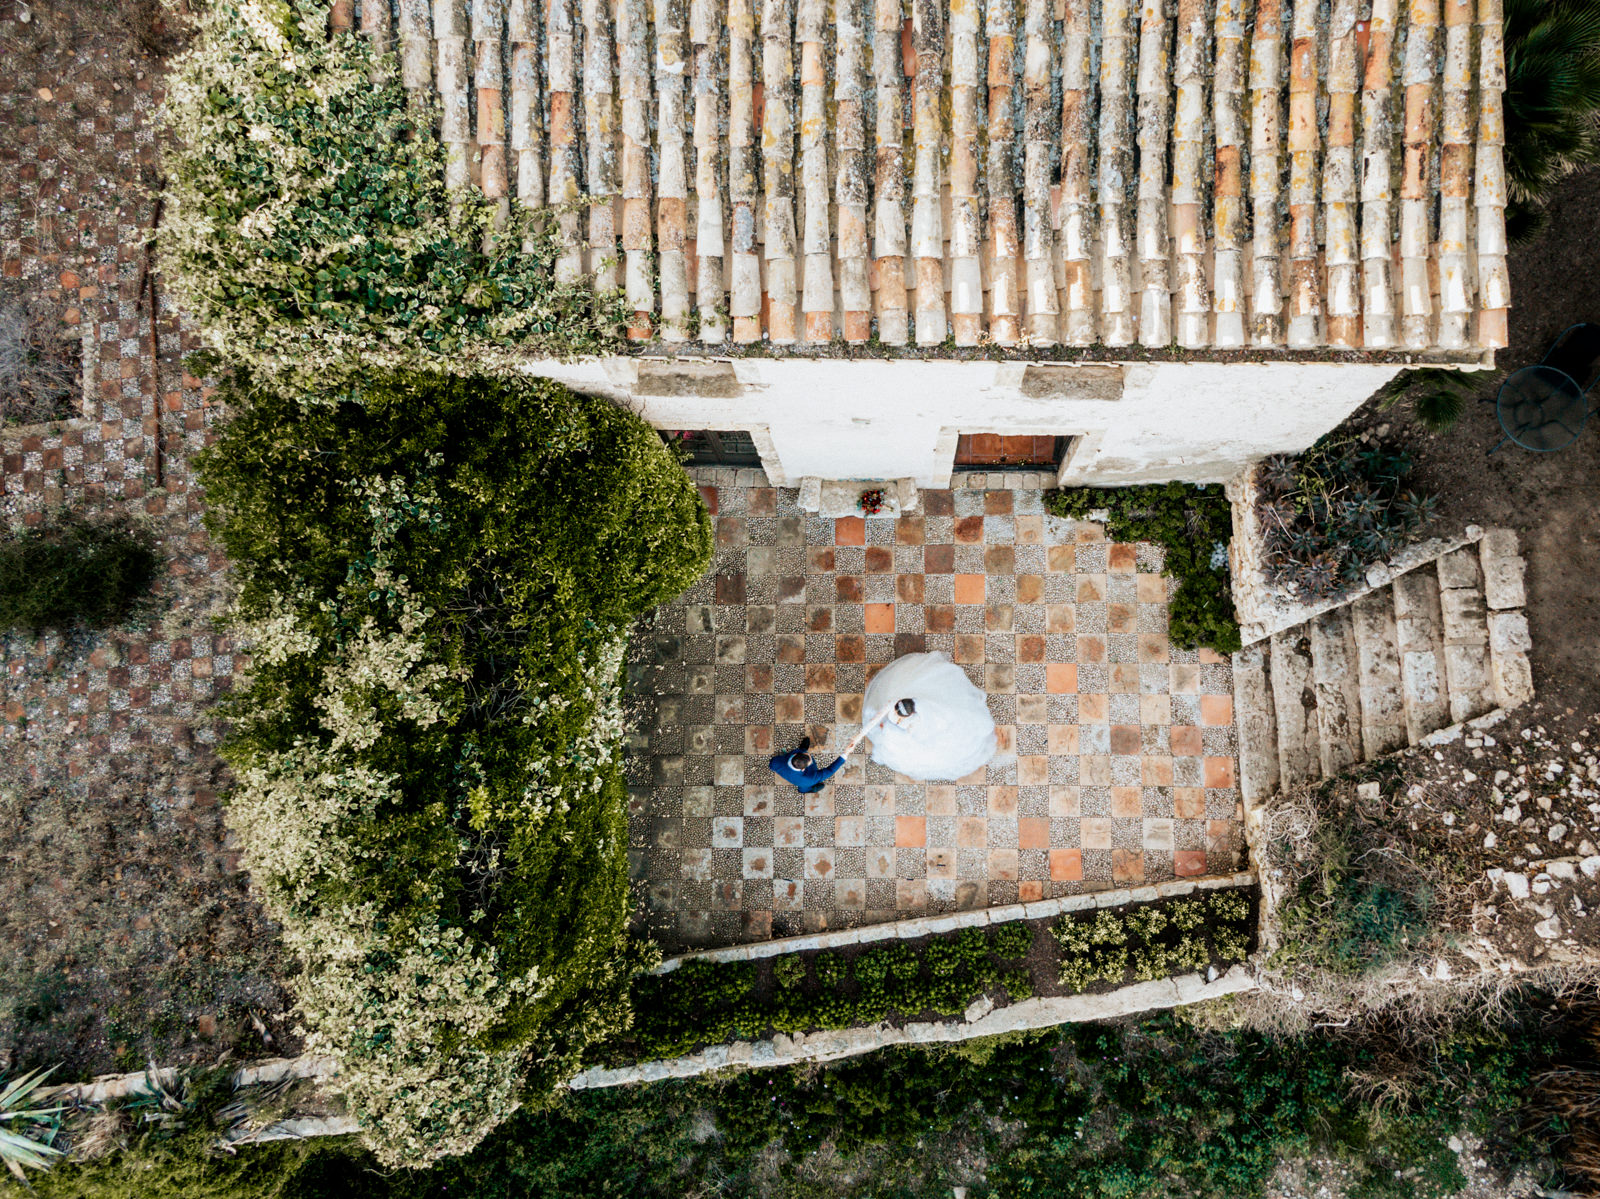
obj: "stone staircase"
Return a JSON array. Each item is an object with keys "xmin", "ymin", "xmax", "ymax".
[{"xmin": 1232, "ymin": 529, "xmax": 1534, "ymax": 805}]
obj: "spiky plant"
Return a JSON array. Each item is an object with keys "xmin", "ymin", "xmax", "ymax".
[
  {"xmin": 0, "ymin": 1067, "xmax": 64, "ymax": 1181},
  {"xmin": 1375, "ymin": 367, "xmax": 1484, "ymax": 433},
  {"xmin": 1503, "ymin": 0, "xmax": 1600, "ymax": 237}
]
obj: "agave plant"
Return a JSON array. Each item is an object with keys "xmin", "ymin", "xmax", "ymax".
[
  {"xmin": 1503, "ymin": 0, "xmax": 1600, "ymax": 236},
  {"xmin": 0, "ymin": 1067, "xmax": 65, "ymax": 1181},
  {"xmin": 1373, "ymin": 368, "xmax": 1484, "ymax": 433},
  {"xmin": 1257, "ymin": 454, "xmax": 1300, "ymax": 497}
]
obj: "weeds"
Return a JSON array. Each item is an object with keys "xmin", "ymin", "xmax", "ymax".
[{"xmin": 0, "ymin": 295, "xmax": 77, "ymax": 427}]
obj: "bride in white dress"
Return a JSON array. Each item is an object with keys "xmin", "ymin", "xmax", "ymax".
[{"xmin": 852, "ymin": 651, "xmax": 998, "ymax": 781}]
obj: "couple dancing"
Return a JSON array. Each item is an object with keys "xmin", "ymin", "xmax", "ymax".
[{"xmin": 768, "ymin": 651, "xmax": 998, "ymax": 792}]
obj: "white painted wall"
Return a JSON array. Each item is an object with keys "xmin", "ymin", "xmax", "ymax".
[{"xmin": 519, "ymin": 356, "xmax": 1409, "ymax": 487}]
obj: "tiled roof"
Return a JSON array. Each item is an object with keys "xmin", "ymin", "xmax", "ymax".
[{"xmin": 344, "ymin": 0, "xmax": 1510, "ymax": 354}]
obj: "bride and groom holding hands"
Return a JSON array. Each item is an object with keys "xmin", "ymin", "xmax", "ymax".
[{"xmin": 766, "ymin": 651, "xmax": 998, "ymax": 792}]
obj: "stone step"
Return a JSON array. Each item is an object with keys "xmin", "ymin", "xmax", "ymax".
[
  {"xmin": 1488, "ymin": 609, "xmax": 1536, "ymax": 707},
  {"xmin": 1269, "ymin": 628, "xmax": 1321, "ymax": 789},
  {"xmin": 1310, "ymin": 606, "xmax": 1364, "ymax": 779},
  {"xmin": 1391, "ymin": 565, "xmax": 1451, "ymax": 744},
  {"xmin": 1232, "ymin": 641, "xmax": 1279, "ymax": 806},
  {"xmin": 1350, "ymin": 589, "xmax": 1408, "ymax": 759},
  {"xmin": 1436, "ymin": 547, "xmax": 1497, "ymax": 724},
  {"xmin": 1479, "ymin": 527, "xmax": 1527, "ymax": 611}
]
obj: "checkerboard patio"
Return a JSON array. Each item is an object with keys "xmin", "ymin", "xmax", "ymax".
[{"xmin": 624, "ymin": 472, "xmax": 1243, "ymax": 951}]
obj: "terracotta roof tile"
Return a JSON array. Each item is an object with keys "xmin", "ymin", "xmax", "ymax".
[{"xmin": 375, "ymin": 0, "xmax": 1510, "ymax": 352}]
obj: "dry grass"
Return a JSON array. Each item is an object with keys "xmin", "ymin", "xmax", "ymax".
[{"xmin": 0, "ymin": 290, "xmax": 78, "ymax": 426}]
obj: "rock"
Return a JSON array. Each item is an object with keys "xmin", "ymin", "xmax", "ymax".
[
  {"xmin": 1581, "ymin": 856, "xmax": 1600, "ymax": 879},
  {"xmin": 1462, "ymin": 771, "xmax": 1477, "ymax": 783},
  {"xmin": 1483, "ymin": 832, "xmax": 1497, "ymax": 849},
  {"xmin": 1548, "ymin": 861, "xmax": 1578, "ymax": 881},
  {"xmin": 1551, "ymin": 824, "xmax": 1568, "ymax": 842},
  {"xmin": 963, "ymin": 996, "xmax": 995, "ymax": 1024},
  {"xmin": 1534, "ymin": 915, "xmax": 1563, "ymax": 940},
  {"xmin": 1357, "ymin": 781, "xmax": 1382, "ymax": 801},
  {"xmin": 1448, "ymin": 1136, "xmax": 1465, "ymax": 1153},
  {"xmin": 1532, "ymin": 875, "xmax": 1552, "ymax": 895},
  {"xmin": 1503, "ymin": 872, "xmax": 1530, "ymax": 900}
]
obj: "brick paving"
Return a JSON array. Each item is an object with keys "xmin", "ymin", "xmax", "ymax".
[
  {"xmin": 0, "ymin": 5, "xmax": 289, "ymax": 1072},
  {"xmin": 627, "ymin": 471, "xmax": 1243, "ymax": 951}
]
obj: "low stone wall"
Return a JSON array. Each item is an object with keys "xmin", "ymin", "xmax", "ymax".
[
  {"xmin": 571, "ymin": 964, "xmax": 1257, "ymax": 1088},
  {"xmin": 656, "ymin": 871, "xmax": 1258, "ymax": 973}
]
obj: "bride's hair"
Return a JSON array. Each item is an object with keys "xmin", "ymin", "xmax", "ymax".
[{"xmin": 894, "ymin": 698, "xmax": 915, "ymax": 717}]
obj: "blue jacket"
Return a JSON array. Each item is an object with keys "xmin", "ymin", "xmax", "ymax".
[{"xmin": 768, "ymin": 751, "xmax": 846, "ymax": 794}]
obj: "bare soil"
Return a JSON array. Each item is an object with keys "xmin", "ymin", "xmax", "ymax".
[{"xmin": 1338, "ymin": 169, "xmax": 1600, "ymax": 726}]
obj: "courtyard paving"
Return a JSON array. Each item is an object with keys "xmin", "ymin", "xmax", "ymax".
[{"xmin": 625, "ymin": 469, "xmax": 1244, "ymax": 952}]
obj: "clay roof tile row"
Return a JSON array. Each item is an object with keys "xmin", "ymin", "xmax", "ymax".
[{"xmin": 353, "ymin": 0, "xmax": 1510, "ymax": 353}]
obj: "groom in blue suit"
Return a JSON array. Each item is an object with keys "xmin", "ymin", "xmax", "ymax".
[{"xmin": 768, "ymin": 737, "xmax": 846, "ymax": 795}]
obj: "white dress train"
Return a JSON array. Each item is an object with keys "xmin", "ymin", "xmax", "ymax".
[{"xmin": 860, "ymin": 651, "xmax": 998, "ymax": 781}]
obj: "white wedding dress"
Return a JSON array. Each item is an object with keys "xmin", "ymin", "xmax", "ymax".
[{"xmin": 861, "ymin": 652, "xmax": 998, "ymax": 781}]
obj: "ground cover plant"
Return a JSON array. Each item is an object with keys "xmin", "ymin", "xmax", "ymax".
[
  {"xmin": 162, "ymin": 0, "xmax": 623, "ymax": 378},
  {"xmin": 273, "ymin": 997, "xmax": 1573, "ymax": 1199},
  {"xmin": 1045, "ymin": 482, "xmax": 1239, "ymax": 653},
  {"xmin": 1254, "ymin": 435, "xmax": 1436, "ymax": 602},
  {"xmin": 0, "ymin": 291, "xmax": 78, "ymax": 426},
  {"xmin": 606, "ymin": 891, "xmax": 1253, "ymax": 1064},
  {"xmin": 198, "ymin": 368, "xmax": 710, "ymax": 1166},
  {"xmin": 0, "ymin": 512, "xmax": 159, "ymax": 632}
]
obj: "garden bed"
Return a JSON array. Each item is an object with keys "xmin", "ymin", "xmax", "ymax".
[{"xmin": 599, "ymin": 887, "xmax": 1256, "ymax": 1066}]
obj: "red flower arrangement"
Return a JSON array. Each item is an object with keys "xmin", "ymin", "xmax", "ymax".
[{"xmin": 858, "ymin": 487, "xmax": 887, "ymax": 515}]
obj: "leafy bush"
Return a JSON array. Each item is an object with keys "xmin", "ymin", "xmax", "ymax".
[
  {"xmin": 0, "ymin": 514, "xmax": 159, "ymax": 632},
  {"xmin": 1374, "ymin": 366, "xmax": 1484, "ymax": 433},
  {"xmin": 162, "ymin": 0, "xmax": 623, "ymax": 378},
  {"xmin": 198, "ymin": 368, "xmax": 710, "ymax": 1166},
  {"xmin": 620, "ymin": 923, "xmax": 1040, "ymax": 1062},
  {"xmin": 1255, "ymin": 436, "xmax": 1436, "ymax": 602},
  {"xmin": 1045, "ymin": 482, "xmax": 1240, "ymax": 653},
  {"xmin": 1054, "ymin": 891, "xmax": 1252, "ymax": 991},
  {"xmin": 289, "ymin": 1000, "xmax": 1567, "ymax": 1199},
  {"xmin": 1503, "ymin": 0, "xmax": 1600, "ymax": 239}
]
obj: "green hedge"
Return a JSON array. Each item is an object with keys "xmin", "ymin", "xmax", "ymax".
[
  {"xmin": 162, "ymin": 0, "xmax": 623, "ymax": 376},
  {"xmin": 1045, "ymin": 482, "xmax": 1240, "ymax": 653},
  {"xmin": 610, "ymin": 891, "xmax": 1253, "ymax": 1064},
  {"xmin": 198, "ymin": 368, "xmax": 710, "ymax": 1165},
  {"xmin": 0, "ymin": 513, "xmax": 159, "ymax": 632}
]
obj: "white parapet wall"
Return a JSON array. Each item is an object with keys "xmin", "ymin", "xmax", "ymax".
[{"xmin": 519, "ymin": 356, "xmax": 1409, "ymax": 488}]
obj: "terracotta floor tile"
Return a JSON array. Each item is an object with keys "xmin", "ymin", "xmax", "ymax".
[
  {"xmin": 1018, "ymin": 816, "xmax": 1049, "ymax": 849},
  {"xmin": 1138, "ymin": 634, "xmax": 1170, "ymax": 663},
  {"xmin": 1077, "ymin": 635, "xmax": 1107, "ymax": 662},
  {"xmin": 1110, "ymin": 724, "xmax": 1141, "ymax": 755},
  {"xmin": 1018, "ymin": 634, "xmax": 1046, "ymax": 662},
  {"xmin": 1047, "ymin": 724, "xmax": 1079, "ymax": 754},
  {"xmin": 835, "ymin": 516, "xmax": 865, "ymax": 545},
  {"xmin": 1204, "ymin": 756, "xmax": 1236, "ymax": 788},
  {"xmin": 865, "ymin": 603, "xmax": 896, "ymax": 633},
  {"xmin": 1079, "ymin": 692, "xmax": 1109, "ymax": 722},
  {"xmin": 1111, "ymin": 847, "xmax": 1144, "ymax": 883},
  {"xmin": 1050, "ymin": 848, "xmax": 1084, "ymax": 881},
  {"xmin": 1140, "ymin": 694, "xmax": 1172, "ymax": 725},
  {"xmin": 954, "ymin": 633, "xmax": 985, "ymax": 663},
  {"xmin": 988, "ymin": 849, "xmax": 1019, "ymax": 881},
  {"xmin": 1081, "ymin": 817, "xmax": 1113, "ymax": 850},
  {"xmin": 895, "ymin": 816, "xmax": 926, "ymax": 847},
  {"xmin": 1201, "ymin": 694, "xmax": 1235, "ymax": 726},
  {"xmin": 1108, "ymin": 543, "xmax": 1138, "ymax": 573},
  {"xmin": 1018, "ymin": 755, "xmax": 1049, "ymax": 785},
  {"xmin": 984, "ymin": 545, "xmax": 1015, "ymax": 575},
  {"xmin": 1170, "ymin": 724, "xmax": 1203, "ymax": 755},
  {"xmin": 1046, "ymin": 663, "xmax": 1077, "ymax": 693},
  {"xmin": 808, "ymin": 605, "xmax": 834, "ymax": 631},
  {"xmin": 1111, "ymin": 786, "xmax": 1143, "ymax": 818},
  {"xmin": 1047, "ymin": 544, "xmax": 1075, "ymax": 572},
  {"xmin": 1141, "ymin": 756, "xmax": 1174, "ymax": 786},
  {"xmin": 923, "ymin": 490, "xmax": 955, "ymax": 516},
  {"xmin": 984, "ymin": 490, "xmax": 1014, "ymax": 515},
  {"xmin": 1049, "ymin": 785, "xmax": 1080, "ymax": 817},
  {"xmin": 926, "ymin": 604, "xmax": 956, "ymax": 633},
  {"xmin": 1174, "ymin": 849, "xmax": 1207, "ymax": 877},
  {"xmin": 957, "ymin": 816, "xmax": 988, "ymax": 846},
  {"xmin": 988, "ymin": 785, "xmax": 1019, "ymax": 815},
  {"xmin": 954, "ymin": 573, "xmax": 986, "ymax": 604},
  {"xmin": 836, "ymin": 633, "xmax": 866, "ymax": 662},
  {"xmin": 896, "ymin": 515, "xmax": 925, "ymax": 544},
  {"xmin": 1174, "ymin": 787, "xmax": 1206, "ymax": 819},
  {"xmin": 1016, "ymin": 573, "xmax": 1044, "ymax": 604},
  {"xmin": 866, "ymin": 546, "xmax": 894, "ymax": 572},
  {"xmin": 1018, "ymin": 880, "xmax": 1045, "ymax": 901},
  {"xmin": 896, "ymin": 574, "xmax": 925, "ymax": 603},
  {"xmin": 924, "ymin": 544, "xmax": 955, "ymax": 573},
  {"xmin": 954, "ymin": 515, "xmax": 985, "ymax": 543}
]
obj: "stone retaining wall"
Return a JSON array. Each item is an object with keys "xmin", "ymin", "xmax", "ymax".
[{"xmin": 571, "ymin": 964, "xmax": 1257, "ymax": 1088}]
